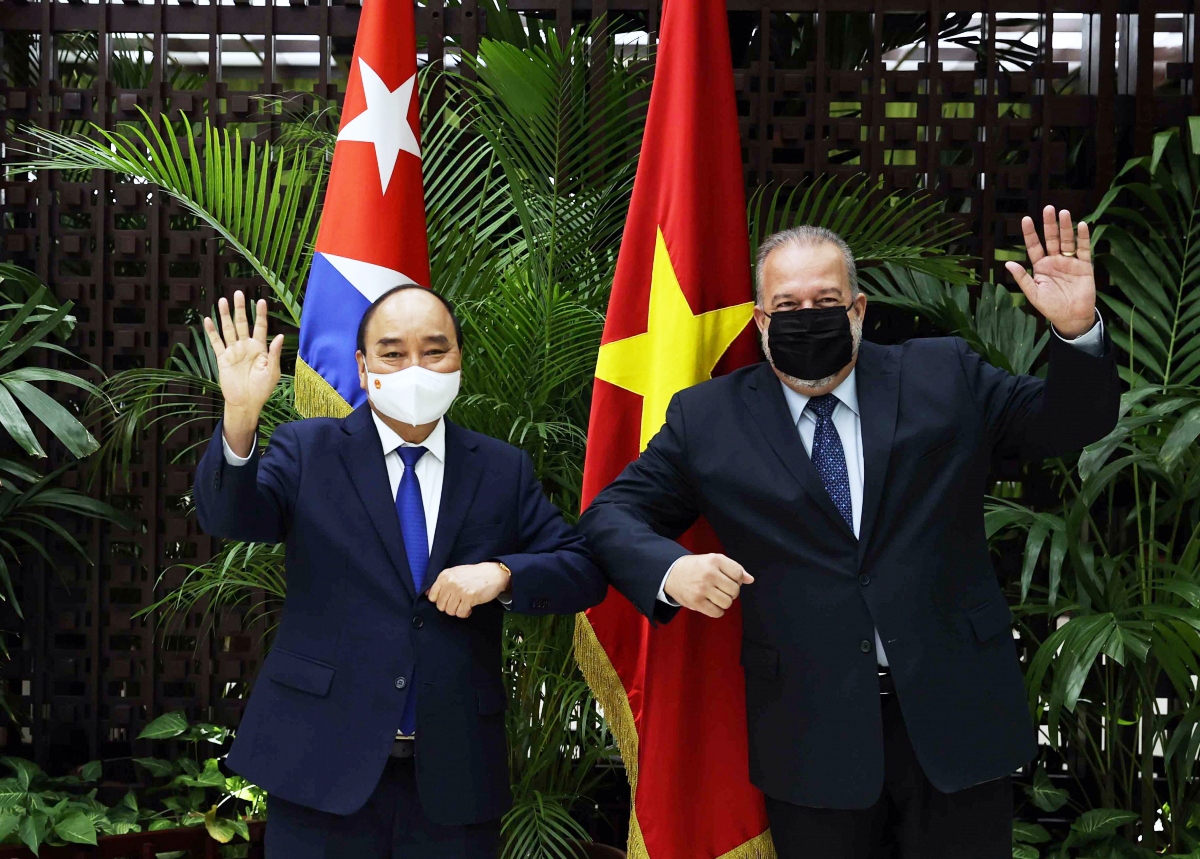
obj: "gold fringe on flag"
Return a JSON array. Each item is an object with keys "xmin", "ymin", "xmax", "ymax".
[
  {"xmin": 294, "ymin": 356, "xmax": 354, "ymax": 420},
  {"xmin": 573, "ymin": 613, "xmax": 776, "ymax": 859}
]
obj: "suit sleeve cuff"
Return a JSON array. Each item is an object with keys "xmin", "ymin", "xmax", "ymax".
[
  {"xmin": 1052, "ymin": 310, "xmax": 1104, "ymax": 357},
  {"xmin": 221, "ymin": 433, "xmax": 255, "ymax": 465},
  {"xmin": 657, "ymin": 557, "xmax": 684, "ymax": 607}
]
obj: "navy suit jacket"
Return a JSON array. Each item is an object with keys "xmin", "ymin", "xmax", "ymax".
[
  {"xmin": 194, "ymin": 405, "xmax": 606, "ymax": 823},
  {"xmin": 578, "ymin": 336, "xmax": 1120, "ymax": 809}
]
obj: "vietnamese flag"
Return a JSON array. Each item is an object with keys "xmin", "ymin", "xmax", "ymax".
[{"xmin": 573, "ymin": 0, "xmax": 773, "ymax": 854}]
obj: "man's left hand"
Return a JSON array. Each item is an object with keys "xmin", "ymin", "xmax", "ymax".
[
  {"xmin": 1004, "ymin": 205, "xmax": 1097, "ymax": 338},
  {"xmin": 427, "ymin": 563, "xmax": 512, "ymax": 618}
]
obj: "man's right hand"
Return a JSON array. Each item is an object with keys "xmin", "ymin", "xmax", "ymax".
[
  {"xmin": 203, "ymin": 290, "xmax": 284, "ymax": 458},
  {"xmin": 663, "ymin": 553, "xmax": 754, "ymax": 618}
]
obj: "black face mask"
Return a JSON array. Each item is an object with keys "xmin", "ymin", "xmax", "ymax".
[{"xmin": 764, "ymin": 305, "xmax": 854, "ymax": 381}]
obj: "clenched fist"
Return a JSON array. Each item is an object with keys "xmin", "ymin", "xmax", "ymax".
[
  {"xmin": 427, "ymin": 562, "xmax": 512, "ymax": 618},
  {"xmin": 663, "ymin": 553, "xmax": 754, "ymax": 619}
]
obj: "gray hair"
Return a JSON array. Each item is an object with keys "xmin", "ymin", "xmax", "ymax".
[{"xmin": 754, "ymin": 226, "xmax": 859, "ymax": 305}]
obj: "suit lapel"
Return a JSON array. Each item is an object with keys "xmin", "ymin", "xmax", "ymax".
[
  {"xmin": 855, "ymin": 341, "xmax": 900, "ymax": 559},
  {"xmin": 740, "ymin": 363, "xmax": 856, "ymax": 539},
  {"xmin": 337, "ymin": 405, "xmax": 416, "ymax": 599},
  {"xmin": 425, "ymin": 420, "xmax": 485, "ymax": 590}
]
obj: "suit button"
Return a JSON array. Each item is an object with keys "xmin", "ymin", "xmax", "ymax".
[
  {"xmin": 412, "ymin": 616, "xmax": 423, "ymax": 629},
  {"xmin": 860, "ymin": 640, "xmax": 872, "ymax": 653},
  {"xmin": 859, "ymin": 574, "xmax": 870, "ymax": 586},
  {"xmin": 395, "ymin": 677, "xmax": 407, "ymax": 690}
]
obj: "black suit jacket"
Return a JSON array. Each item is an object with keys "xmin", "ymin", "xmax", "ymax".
[
  {"xmin": 578, "ymin": 335, "xmax": 1120, "ymax": 809},
  {"xmin": 194, "ymin": 405, "xmax": 606, "ymax": 823}
]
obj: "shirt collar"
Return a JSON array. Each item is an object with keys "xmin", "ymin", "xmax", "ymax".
[
  {"xmin": 779, "ymin": 368, "xmax": 860, "ymax": 427},
  {"xmin": 370, "ymin": 409, "xmax": 447, "ymax": 464}
]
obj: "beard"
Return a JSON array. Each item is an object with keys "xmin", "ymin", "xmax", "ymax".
[{"xmin": 761, "ymin": 313, "xmax": 863, "ymax": 391}]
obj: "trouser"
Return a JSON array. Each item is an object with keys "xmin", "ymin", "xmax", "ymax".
[
  {"xmin": 265, "ymin": 752, "xmax": 501, "ymax": 859},
  {"xmin": 765, "ymin": 674, "xmax": 1013, "ymax": 859}
]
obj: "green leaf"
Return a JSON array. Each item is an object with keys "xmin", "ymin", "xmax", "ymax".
[
  {"xmin": 1160, "ymin": 404, "xmax": 1200, "ymax": 471},
  {"xmin": 1025, "ymin": 766, "xmax": 1069, "ymax": 812},
  {"xmin": 133, "ymin": 757, "xmax": 176, "ymax": 777},
  {"xmin": 203, "ymin": 806, "xmax": 238, "ymax": 843},
  {"xmin": 53, "ymin": 812, "xmax": 97, "ymax": 846},
  {"xmin": 0, "ymin": 812, "xmax": 20, "ymax": 842},
  {"xmin": 78, "ymin": 761, "xmax": 101, "ymax": 783},
  {"xmin": 138, "ymin": 711, "xmax": 189, "ymax": 740},
  {"xmin": 0, "ymin": 779, "xmax": 25, "ymax": 810},
  {"xmin": 1071, "ymin": 808, "xmax": 1139, "ymax": 840},
  {"xmin": 18, "ymin": 813, "xmax": 39, "ymax": 855},
  {"xmin": 193, "ymin": 758, "xmax": 226, "ymax": 787},
  {"xmin": 1, "ymin": 759, "xmax": 43, "ymax": 793},
  {"xmin": 1, "ymin": 380, "xmax": 98, "ymax": 458},
  {"xmin": 1013, "ymin": 821, "xmax": 1051, "ymax": 843}
]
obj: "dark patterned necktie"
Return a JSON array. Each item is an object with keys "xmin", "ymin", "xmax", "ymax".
[
  {"xmin": 805, "ymin": 394, "xmax": 854, "ymax": 532},
  {"xmin": 395, "ymin": 445, "xmax": 428, "ymax": 737}
]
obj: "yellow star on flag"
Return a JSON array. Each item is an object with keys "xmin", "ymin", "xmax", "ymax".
[{"xmin": 595, "ymin": 227, "xmax": 755, "ymax": 450}]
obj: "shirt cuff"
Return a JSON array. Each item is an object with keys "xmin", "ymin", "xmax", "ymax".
[
  {"xmin": 1052, "ymin": 310, "xmax": 1104, "ymax": 357},
  {"xmin": 221, "ymin": 433, "xmax": 255, "ymax": 466},
  {"xmin": 657, "ymin": 557, "xmax": 684, "ymax": 607}
]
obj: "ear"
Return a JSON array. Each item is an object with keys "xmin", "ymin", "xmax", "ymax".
[
  {"xmin": 851, "ymin": 292, "xmax": 868, "ymax": 319},
  {"xmin": 356, "ymin": 351, "xmax": 368, "ymax": 391},
  {"xmin": 752, "ymin": 306, "xmax": 770, "ymax": 334}
]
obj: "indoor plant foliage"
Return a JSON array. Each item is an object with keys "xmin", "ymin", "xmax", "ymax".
[{"xmin": 0, "ymin": 711, "xmax": 261, "ymax": 854}]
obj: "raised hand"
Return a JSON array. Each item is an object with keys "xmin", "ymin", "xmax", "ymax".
[
  {"xmin": 203, "ymin": 290, "xmax": 284, "ymax": 457},
  {"xmin": 1004, "ymin": 206, "xmax": 1097, "ymax": 338}
]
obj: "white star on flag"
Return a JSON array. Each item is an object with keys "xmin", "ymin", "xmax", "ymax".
[{"xmin": 337, "ymin": 58, "xmax": 421, "ymax": 194}]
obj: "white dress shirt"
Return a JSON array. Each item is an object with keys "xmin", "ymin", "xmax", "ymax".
[
  {"xmin": 657, "ymin": 317, "xmax": 1107, "ymax": 668},
  {"xmin": 221, "ymin": 412, "xmax": 446, "ymax": 551}
]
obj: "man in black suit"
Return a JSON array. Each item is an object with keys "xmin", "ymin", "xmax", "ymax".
[
  {"xmin": 194, "ymin": 287, "xmax": 606, "ymax": 859},
  {"xmin": 578, "ymin": 207, "xmax": 1120, "ymax": 858}
]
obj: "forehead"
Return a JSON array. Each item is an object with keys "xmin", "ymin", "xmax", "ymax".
[
  {"xmin": 365, "ymin": 290, "xmax": 455, "ymax": 343},
  {"xmin": 760, "ymin": 241, "xmax": 850, "ymax": 303}
]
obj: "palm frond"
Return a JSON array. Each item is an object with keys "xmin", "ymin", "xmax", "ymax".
[
  {"xmin": 451, "ymin": 264, "xmax": 606, "ymax": 512},
  {"xmin": 140, "ymin": 541, "xmax": 287, "ymax": 640},
  {"xmin": 450, "ymin": 21, "xmax": 649, "ymax": 288},
  {"xmin": 0, "ymin": 462, "xmax": 136, "ymax": 618},
  {"xmin": 17, "ymin": 111, "xmax": 325, "ymax": 327},
  {"xmin": 1088, "ymin": 122, "xmax": 1200, "ymax": 387},
  {"xmin": 862, "ymin": 264, "xmax": 1048, "ymax": 375},
  {"xmin": 0, "ymin": 278, "xmax": 102, "ymax": 459},
  {"xmin": 748, "ymin": 174, "xmax": 975, "ymax": 287}
]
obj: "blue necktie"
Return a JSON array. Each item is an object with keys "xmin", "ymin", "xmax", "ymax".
[
  {"xmin": 805, "ymin": 394, "xmax": 854, "ymax": 532},
  {"xmin": 396, "ymin": 445, "xmax": 428, "ymax": 736}
]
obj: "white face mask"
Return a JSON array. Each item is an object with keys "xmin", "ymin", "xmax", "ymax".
[{"xmin": 366, "ymin": 366, "xmax": 461, "ymax": 426}]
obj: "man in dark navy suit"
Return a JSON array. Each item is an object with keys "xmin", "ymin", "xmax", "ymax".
[
  {"xmin": 579, "ymin": 208, "xmax": 1121, "ymax": 858},
  {"xmin": 195, "ymin": 286, "xmax": 606, "ymax": 859}
]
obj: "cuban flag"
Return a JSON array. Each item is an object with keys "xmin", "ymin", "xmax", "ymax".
[{"xmin": 295, "ymin": 0, "xmax": 430, "ymax": 418}]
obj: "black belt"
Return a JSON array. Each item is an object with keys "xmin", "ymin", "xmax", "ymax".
[
  {"xmin": 878, "ymin": 667, "xmax": 896, "ymax": 696},
  {"xmin": 390, "ymin": 738, "xmax": 415, "ymax": 759}
]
